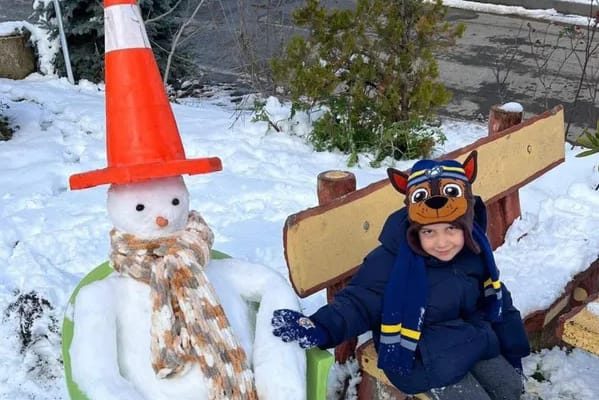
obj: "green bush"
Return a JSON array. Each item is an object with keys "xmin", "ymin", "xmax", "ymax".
[
  {"xmin": 576, "ymin": 120, "xmax": 599, "ymax": 158},
  {"xmin": 271, "ymin": 0, "xmax": 464, "ymax": 164},
  {"xmin": 311, "ymin": 109, "xmax": 446, "ymax": 166},
  {"xmin": 32, "ymin": 0, "xmax": 198, "ymax": 83}
]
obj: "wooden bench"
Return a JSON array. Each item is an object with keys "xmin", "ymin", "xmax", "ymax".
[
  {"xmin": 557, "ymin": 293, "xmax": 599, "ymax": 356},
  {"xmin": 286, "ymin": 105, "xmax": 577, "ymax": 398}
]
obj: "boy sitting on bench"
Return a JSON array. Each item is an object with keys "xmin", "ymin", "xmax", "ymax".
[{"xmin": 272, "ymin": 152, "xmax": 530, "ymax": 399}]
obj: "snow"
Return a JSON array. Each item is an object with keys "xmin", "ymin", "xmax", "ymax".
[
  {"xmin": 522, "ymin": 348, "xmax": 599, "ymax": 400},
  {"xmin": 563, "ymin": 0, "xmax": 598, "ymax": 4},
  {"xmin": 500, "ymin": 102, "xmax": 524, "ymax": 113},
  {"xmin": 441, "ymin": 0, "xmax": 598, "ymax": 26},
  {"xmin": 2, "ymin": 73, "xmax": 599, "ymax": 400},
  {"xmin": 2, "ymin": 1, "xmax": 599, "ymax": 398},
  {"xmin": 588, "ymin": 301, "xmax": 599, "ymax": 317},
  {"xmin": 497, "ymin": 181, "xmax": 599, "ymax": 316}
]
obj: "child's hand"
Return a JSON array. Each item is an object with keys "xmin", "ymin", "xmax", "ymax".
[{"xmin": 271, "ymin": 309, "xmax": 328, "ymax": 349}]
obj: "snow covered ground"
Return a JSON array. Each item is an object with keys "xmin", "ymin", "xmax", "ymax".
[
  {"xmin": 1, "ymin": 73, "xmax": 599, "ymax": 399},
  {"xmin": 1, "ymin": 0, "xmax": 599, "ymax": 397},
  {"xmin": 443, "ymin": 0, "xmax": 598, "ymax": 26}
]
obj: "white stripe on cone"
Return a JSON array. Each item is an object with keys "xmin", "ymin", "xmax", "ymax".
[{"xmin": 104, "ymin": 4, "xmax": 150, "ymax": 53}]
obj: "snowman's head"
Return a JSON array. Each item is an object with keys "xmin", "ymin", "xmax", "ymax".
[{"xmin": 107, "ymin": 176, "xmax": 190, "ymax": 238}]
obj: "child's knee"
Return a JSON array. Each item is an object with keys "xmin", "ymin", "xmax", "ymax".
[{"xmin": 471, "ymin": 356, "xmax": 523, "ymax": 399}]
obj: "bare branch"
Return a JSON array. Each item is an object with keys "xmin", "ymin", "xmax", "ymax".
[
  {"xmin": 145, "ymin": 0, "xmax": 184, "ymax": 25},
  {"xmin": 163, "ymin": 0, "xmax": 208, "ymax": 85}
]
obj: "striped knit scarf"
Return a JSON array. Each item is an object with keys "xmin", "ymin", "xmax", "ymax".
[
  {"xmin": 110, "ymin": 211, "xmax": 258, "ymax": 400},
  {"xmin": 377, "ymin": 222, "xmax": 502, "ymax": 375}
]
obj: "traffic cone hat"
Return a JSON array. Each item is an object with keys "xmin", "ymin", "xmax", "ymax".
[{"xmin": 69, "ymin": 0, "xmax": 222, "ymax": 190}]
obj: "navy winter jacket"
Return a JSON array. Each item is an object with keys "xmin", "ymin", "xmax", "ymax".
[{"xmin": 310, "ymin": 200, "xmax": 530, "ymax": 394}]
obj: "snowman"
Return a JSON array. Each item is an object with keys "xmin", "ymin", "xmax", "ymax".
[{"xmin": 64, "ymin": 1, "xmax": 305, "ymax": 399}]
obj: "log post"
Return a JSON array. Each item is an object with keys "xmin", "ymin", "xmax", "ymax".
[
  {"xmin": 317, "ymin": 170, "xmax": 356, "ymax": 205},
  {"xmin": 317, "ymin": 170, "xmax": 358, "ymax": 363},
  {"xmin": 486, "ymin": 104, "xmax": 523, "ymax": 249}
]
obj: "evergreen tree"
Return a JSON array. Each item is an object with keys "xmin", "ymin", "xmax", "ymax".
[
  {"xmin": 576, "ymin": 121, "xmax": 599, "ymax": 158},
  {"xmin": 271, "ymin": 0, "xmax": 465, "ymax": 164},
  {"xmin": 33, "ymin": 0, "xmax": 198, "ymax": 83}
]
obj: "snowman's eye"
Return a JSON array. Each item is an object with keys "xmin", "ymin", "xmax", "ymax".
[
  {"xmin": 135, "ymin": 204, "xmax": 145, "ymax": 212},
  {"xmin": 172, "ymin": 198, "xmax": 180, "ymax": 206}
]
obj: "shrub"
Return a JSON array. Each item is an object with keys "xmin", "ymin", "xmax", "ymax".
[
  {"xmin": 576, "ymin": 120, "xmax": 599, "ymax": 158},
  {"xmin": 271, "ymin": 0, "xmax": 464, "ymax": 164}
]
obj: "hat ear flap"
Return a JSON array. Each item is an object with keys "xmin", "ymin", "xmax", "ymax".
[
  {"xmin": 462, "ymin": 151, "xmax": 478, "ymax": 183},
  {"xmin": 387, "ymin": 168, "xmax": 409, "ymax": 194}
]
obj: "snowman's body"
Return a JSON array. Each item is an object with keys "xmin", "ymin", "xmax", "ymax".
[{"xmin": 68, "ymin": 177, "xmax": 305, "ymax": 400}]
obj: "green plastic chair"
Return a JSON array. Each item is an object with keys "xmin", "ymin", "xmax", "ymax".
[
  {"xmin": 61, "ymin": 250, "xmax": 334, "ymax": 400},
  {"xmin": 306, "ymin": 347, "xmax": 334, "ymax": 400}
]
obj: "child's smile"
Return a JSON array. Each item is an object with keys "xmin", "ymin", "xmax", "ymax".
[{"xmin": 418, "ymin": 223, "xmax": 465, "ymax": 261}]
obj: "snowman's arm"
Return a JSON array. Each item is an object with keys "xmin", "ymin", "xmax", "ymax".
[
  {"xmin": 70, "ymin": 277, "xmax": 145, "ymax": 400},
  {"xmin": 210, "ymin": 259, "xmax": 295, "ymax": 304},
  {"xmin": 211, "ymin": 260, "xmax": 306, "ymax": 400}
]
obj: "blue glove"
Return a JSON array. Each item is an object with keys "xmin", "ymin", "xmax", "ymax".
[{"xmin": 271, "ymin": 309, "xmax": 328, "ymax": 349}]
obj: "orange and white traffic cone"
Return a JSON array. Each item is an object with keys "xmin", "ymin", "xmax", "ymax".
[{"xmin": 69, "ymin": 0, "xmax": 222, "ymax": 190}]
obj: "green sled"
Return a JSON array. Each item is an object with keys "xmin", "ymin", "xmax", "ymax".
[{"xmin": 61, "ymin": 249, "xmax": 333, "ymax": 400}]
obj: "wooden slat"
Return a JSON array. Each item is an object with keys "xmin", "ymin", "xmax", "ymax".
[
  {"xmin": 284, "ymin": 106, "xmax": 565, "ymax": 297},
  {"xmin": 558, "ymin": 297, "xmax": 599, "ymax": 356}
]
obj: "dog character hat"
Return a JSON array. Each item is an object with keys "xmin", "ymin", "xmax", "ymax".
[{"xmin": 387, "ymin": 151, "xmax": 479, "ymax": 255}]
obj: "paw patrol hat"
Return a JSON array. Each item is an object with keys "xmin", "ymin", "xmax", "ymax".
[{"xmin": 387, "ymin": 151, "xmax": 479, "ymax": 255}]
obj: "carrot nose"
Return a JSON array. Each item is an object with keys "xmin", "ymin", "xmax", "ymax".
[{"xmin": 156, "ymin": 216, "xmax": 169, "ymax": 227}]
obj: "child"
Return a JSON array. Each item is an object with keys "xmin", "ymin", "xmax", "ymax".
[{"xmin": 271, "ymin": 152, "xmax": 530, "ymax": 399}]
